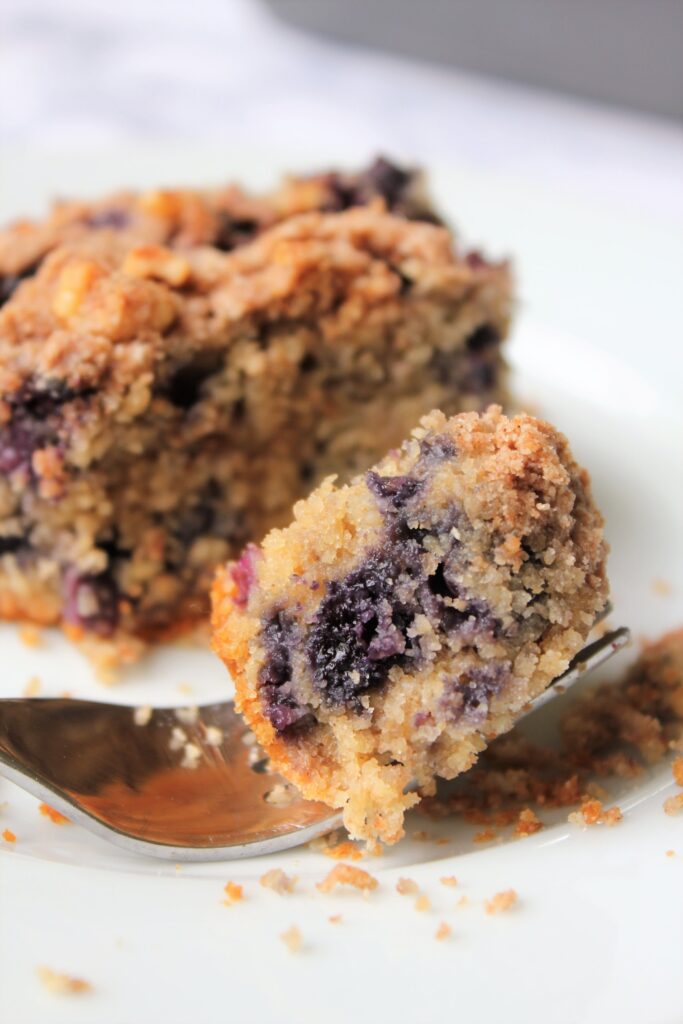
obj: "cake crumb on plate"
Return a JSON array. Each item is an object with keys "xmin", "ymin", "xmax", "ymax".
[
  {"xmin": 440, "ymin": 876, "xmax": 458, "ymax": 888},
  {"xmin": 435, "ymin": 922, "xmax": 452, "ymax": 941},
  {"xmin": 22, "ymin": 675, "xmax": 42, "ymax": 697},
  {"xmin": 2, "ymin": 828, "xmax": 16, "ymax": 843},
  {"xmin": 672, "ymin": 757, "xmax": 683, "ymax": 786},
  {"xmin": 328, "ymin": 914, "xmax": 343, "ymax": 924},
  {"xmin": 39, "ymin": 803, "xmax": 70, "ymax": 825},
  {"xmin": 280, "ymin": 926, "xmax": 302, "ymax": 953},
  {"xmin": 513, "ymin": 808, "xmax": 543, "ymax": 837},
  {"xmin": 415, "ymin": 894, "xmax": 431, "ymax": 912},
  {"xmin": 222, "ymin": 882, "xmax": 244, "ymax": 905},
  {"xmin": 484, "ymin": 889, "xmax": 518, "ymax": 915},
  {"xmin": 316, "ymin": 864, "xmax": 378, "ymax": 894},
  {"xmin": 396, "ymin": 877, "xmax": 419, "ymax": 895},
  {"xmin": 18, "ymin": 625, "xmax": 43, "ymax": 648},
  {"xmin": 260, "ymin": 869, "xmax": 297, "ymax": 894},
  {"xmin": 37, "ymin": 967, "xmax": 91, "ymax": 995},
  {"xmin": 663, "ymin": 793, "xmax": 683, "ymax": 816}
]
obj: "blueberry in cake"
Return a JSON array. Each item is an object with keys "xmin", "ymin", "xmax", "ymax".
[
  {"xmin": 212, "ymin": 407, "xmax": 608, "ymax": 843},
  {"xmin": 0, "ymin": 159, "xmax": 512, "ymax": 649}
]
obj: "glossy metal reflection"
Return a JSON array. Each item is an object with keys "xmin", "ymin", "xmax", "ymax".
[{"xmin": 0, "ymin": 626, "xmax": 629, "ymax": 862}]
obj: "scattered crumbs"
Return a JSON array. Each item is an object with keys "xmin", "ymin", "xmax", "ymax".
[
  {"xmin": 133, "ymin": 705, "xmax": 152, "ymax": 727},
  {"xmin": 204, "ymin": 725, "xmax": 224, "ymax": 747},
  {"xmin": 174, "ymin": 705, "xmax": 199, "ymax": 726},
  {"xmin": 280, "ymin": 926, "xmax": 302, "ymax": 953},
  {"xmin": 513, "ymin": 808, "xmax": 543, "ymax": 838},
  {"xmin": 396, "ymin": 877, "xmax": 419, "ymax": 896},
  {"xmin": 260, "ymin": 868, "xmax": 298, "ymax": 894},
  {"xmin": 180, "ymin": 742, "xmax": 202, "ymax": 770},
  {"xmin": 435, "ymin": 922, "xmax": 452, "ymax": 941},
  {"xmin": 264, "ymin": 784, "xmax": 296, "ymax": 807},
  {"xmin": 37, "ymin": 967, "xmax": 91, "ymax": 995},
  {"xmin": 415, "ymin": 894, "xmax": 431, "ymax": 913},
  {"xmin": 19, "ymin": 624, "xmax": 43, "ymax": 648},
  {"xmin": 2, "ymin": 828, "xmax": 16, "ymax": 843},
  {"xmin": 328, "ymin": 914, "xmax": 342, "ymax": 924},
  {"xmin": 473, "ymin": 827, "xmax": 497, "ymax": 843},
  {"xmin": 673, "ymin": 757, "xmax": 683, "ymax": 787},
  {"xmin": 38, "ymin": 803, "xmax": 70, "ymax": 825},
  {"xmin": 322, "ymin": 840, "xmax": 363, "ymax": 861},
  {"xmin": 177, "ymin": 681, "xmax": 194, "ymax": 696},
  {"xmin": 222, "ymin": 881, "xmax": 244, "ymax": 905},
  {"xmin": 169, "ymin": 726, "xmax": 187, "ymax": 751},
  {"xmin": 434, "ymin": 837, "xmax": 451, "ymax": 846},
  {"xmin": 440, "ymin": 876, "xmax": 458, "ymax": 888},
  {"xmin": 665, "ymin": 850, "xmax": 676, "ymax": 858},
  {"xmin": 484, "ymin": 889, "xmax": 518, "ymax": 915},
  {"xmin": 412, "ymin": 830, "xmax": 430, "ymax": 842},
  {"xmin": 22, "ymin": 675, "xmax": 42, "ymax": 697},
  {"xmin": 652, "ymin": 578, "xmax": 672, "ymax": 597},
  {"xmin": 663, "ymin": 793, "xmax": 683, "ymax": 816},
  {"xmin": 456, "ymin": 896, "xmax": 470, "ymax": 909},
  {"xmin": 568, "ymin": 799, "xmax": 622, "ymax": 826},
  {"xmin": 316, "ymin": 863, "xmax": 378, "ymax": 894}
]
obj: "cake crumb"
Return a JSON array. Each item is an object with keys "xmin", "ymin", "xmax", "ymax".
[
  {"xmin": 484, "ymin": 889, "xmax": 518, "ymax": 915},
  {"xmin": 602, "ymin": 806, "xmax": 623, "ymax": 826},
  {"xmin": 133, "ymin": 705, "xmax": 152, "ymax": 727},
  {"xmin": 652, "ymin": 578, "xmax": 672, "ymax": 597},
  {"xmin": 513, "ymin": 808, "xmax": 543, "ymax": 837},
  {"xmin": 328, "ymin": 914, "xmax": 342, "ymax": 924},
  {"xmin": 473, "ymin": 827, "xmax": 497, "ymax": 843},
  {"xmin": 264, "ymin": 784, "xmax": 296, "ymax": 807},
  {"xmin": 435, "ymin": 921, "xmax": 452, "ymax": 941},
  {"xmin": 22, "ymin": 675, "xmax": 42, "ymax": 697},
  {"xmin": 2, "ymin": 828, "xmax": 16, "ymax": 843},
  {"xmin": 456, "ymin": 895, "xmax": 469, "ymax": 908},
  {"xmin": 663, "ymin": 793, "xmax": 683, "ymax": 816},
  {"xmin": 39, "ymin": 803, "xmax": 70, "ymax": 825},
  {"xmin": 37, "ymin": 967, "xmax": 91, "ymax": 995},
  {"xmin": 415, "ymin": 894, "xmax": 431, "ymax": 912},
  {"xmin": 672, "ymin": 757, "xmax": 683, "ymax": 787},
  {"xmin": 322, "ymin": 840, "xmax": 363, "ymax": 861},
  {"xmin": 180, "ymin": 742, "xmax": 202, "ymax": 770},
  {"xmin": 316, "ymin": 863, "xmax": 378, "ymax": 894},
  {"xmin": 204, "ymin": 725, "xmax": 224, "ymax": 747},
  {"xmin": 222, "ymin": 881, "xmax": 244, "ymax": 905},
  {"xmin": 665, "ymin": 849, "xmax": 676, "ymax": 858},
  {"xmin": 19, "ymin": 624, "xmax": 43, "ymax": 648},
  {"xmin": 396, "ymin": 877, "xmax": 419, "ymax": 895},
  {"xmin": 440, "ymin": 876, "xmax": 458, "ymax": 888},
  {"xmin": 260, "ymin": 868, "xmax": 297, "ymax": 894},
  {"xmin": 568, "ymin": 798, "xmax": 622, "ymax": 826},
  {"xmin": 280, "ymin": 926, "xmax": 302, "ymax": 953}
]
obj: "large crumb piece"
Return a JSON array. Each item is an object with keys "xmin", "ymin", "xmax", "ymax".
[
  {"xmin": 37, "ymin": 967, "xmax": 92, "ymax": 995},
  {"xmin": 440, "ymin": 875, "xmax": 458, "ymax": 888},
  {"xmin": 484, "ymin": 889, "xmax": 518, "ymax": 915},
  {"xmin": 222, "ymin": 881, "xmax": 244, "ymax": 905},
  {"xmin": 663, "ymin": 793, "xmax": 683, "ymax": 816},
  {"xmin": 260, "ymin": 868, "xmax": 298, "ymax": 894},
  {"xmin": 38, "ymin": 803, "xmax": 70, "ymax": 825},
  {"xmin": 568, "ymin": 799, "xmax": 622, "ymax": 827},
  {"xmin": 316, "ymin": 864, "xmax": 378, "ymax": 894},
  {"xmin": 396, "ymin": 877, "xmax": 419, "ymax": 895},
  {"xmin": 280, "ymin": 926, "xmax": 302, "ymax": 953},
  {"xmin": 513, "ymin": 808, "xmax": 543, "ymax": 837},
  {"xmin": 2, "ymin": 828, "xmax": 16, "ymax": 843},
  {"xmin": 435, "ymin": 922, "xmax": 452, "ymax": 941}
]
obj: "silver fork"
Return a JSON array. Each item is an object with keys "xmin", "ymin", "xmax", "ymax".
[{"xmin": 0, "ymin": 626, "xmax": 630, "ymax": 861}]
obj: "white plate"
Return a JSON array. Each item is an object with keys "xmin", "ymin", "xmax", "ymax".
[{"xmin": 1, "ymin": 153, "xmax": 682, "ymax": 1024}]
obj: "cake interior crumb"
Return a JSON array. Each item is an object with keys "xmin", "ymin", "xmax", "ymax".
[
  {"xmin": 435, "ymin": 921, "xmax": 452, "ymax": 941},
  {"xmin": 440, "ymin": 876, "xmax": 458, "ymax": 888},
  {"xmin": 38, "ymin": 803, "xmax": 70, "ymax": 825},
  {"xmin": 396, "ymin": 877, "xmax": 419, "ymax": 895},
  {"xmin": 222, "ymin": 881, "xmax": 244, "ymax": 905},
  {"xmin": 415, "ymin": 894, "xmax": 431, "ymax": 912},
  {"xmin": 260, "ymin": 868, "xmax": 298, "ymax": 894},
  {"xmin": 2, "ymin": 828, "xmax": 16, "ymax": 843}
]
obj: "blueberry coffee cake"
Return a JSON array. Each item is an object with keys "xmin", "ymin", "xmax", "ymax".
[
  {"xmin": 212, "ymin": 407, "xmax": 608, "ymax": 843},
  {"xmin": 0, "ymin": 159, "xmax": 512, "ymax": 650}
]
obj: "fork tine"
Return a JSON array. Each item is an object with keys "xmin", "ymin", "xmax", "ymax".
[{"xmin": 520, "ymin": 626, "xmax": 631, "ymax": 720}]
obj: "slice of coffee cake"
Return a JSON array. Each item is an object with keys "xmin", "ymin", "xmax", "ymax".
[
  {"xmin": 212, "ymin": 407, "xmax": 608, "ymax": 843},
  {"xmin": 0, "ymin": 160, "xmax": 512, "ymax": 649}
]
